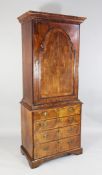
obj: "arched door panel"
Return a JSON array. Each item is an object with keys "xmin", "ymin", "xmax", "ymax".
[{"xmin": 33, "ymin": 22, "xmax": 78, "ymax": 104}]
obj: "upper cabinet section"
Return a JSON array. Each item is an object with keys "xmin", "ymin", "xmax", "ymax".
[{"xmin": 18, "ymin": 11, "xmax": 86, "ymax": 106}]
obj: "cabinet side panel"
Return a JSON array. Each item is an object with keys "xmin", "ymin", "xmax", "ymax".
[
  {"xmin": 21, "ymin": 21, "xmax": 33, "ymax": 105},
  {"xmin": 21, "ymin": 105, "xmax": 33, "ymax": 158}
]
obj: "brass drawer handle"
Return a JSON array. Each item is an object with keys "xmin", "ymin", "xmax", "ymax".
[
  {"xmin": 43, "ymin": 133, "xmax": 48, "ymax": 139},
  {"xmin": 42, "ymin": 121, "xmax": 47, "ymax": 128},
  {"xmin": 38, "ymin": 122, "xmax": 47, "ymax": 128},
  {"xmin": 42, "ymin": 111, "xmax": 48, "ymax": 116},
  {"xmin": 41, "ymin": 43, "xmax": 44, "ymax": 49},
  {"xmin": 68, "ymin": 107, "xmax": 74, "ymax": 112}
]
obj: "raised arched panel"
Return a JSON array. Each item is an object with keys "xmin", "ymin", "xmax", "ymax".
[{"xmin": 39, "ymin": 28, "xmax": 74, "ymax": 98}]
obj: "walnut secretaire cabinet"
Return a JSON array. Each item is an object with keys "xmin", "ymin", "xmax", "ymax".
[{"xmin": 18, "ymin": 11, "xmax": 86, "ymax": 168}]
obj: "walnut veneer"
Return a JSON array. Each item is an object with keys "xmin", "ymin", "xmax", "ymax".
[{"xmin": 18, "ymin": 11, "xmax": 86, "ymax": 168}]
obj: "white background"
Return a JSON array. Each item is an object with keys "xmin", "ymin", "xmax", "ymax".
[{"xmin": 0, "ymin": 0, "xmax": 102, "ymax": 174}]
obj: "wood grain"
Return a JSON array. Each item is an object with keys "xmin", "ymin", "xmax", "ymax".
[
  {"xmin": 18, "ymin": 11, "xmax": 86, "ymax": 168},
  {"xmin": 34, "ymin": 115, "xmax": 80, "ymax": 131},
  {"xmin": 33, "ymin": 21, "xmax": 80, "ymax": 104},
  {"xmin": 18, "ymin": 11, "xmax": 86, "ymax": 24},
  {"xmin": 59, "ymin": 104, "xmax": 81, "ymax": 117},
  {"xmin": 34, "ymin": 135, "xmax": 80, "ymax": 159},
  {"xmin": 34, "ymin": 108, "xmax": 58, "ymax": 120},
  {"xmin": 34, "ymin": 140, "xmax": 58, "ymax": 159},
  {"xmin": 40, "ymin": 28, "xmax": 74, "ymax": 97},
  {"xmin": 34, "ymin": 104, "xmax": 81, "ymax": 121},
  {"xmin": 34, "ymin": 124, "xmax": 80, "ymax": 143},
  {"xmin": 21, "ymin": 21, "xmax": 33, "ymax": 105},
  {"xmin": 59, "ymin": 135, "xmax": 80, "ymax": 152},
  {"xmin": 21, "ymin": 105, "xmax": 33, "ymax": 158}
]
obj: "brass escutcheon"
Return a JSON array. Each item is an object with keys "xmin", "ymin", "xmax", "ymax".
[
  {"xmin": 42, "ymin": 111, "xmax": 48, "ymax": 116},
  {"xmin": 43, "ymin": 133, "xmax": 48, "ymax": 139},
  {"xmin": 68, "ymin": 107, "xmax": 74, "ymax": 112}
]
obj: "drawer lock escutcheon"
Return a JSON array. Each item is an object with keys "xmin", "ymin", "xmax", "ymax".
[
  {"xmin": 68, "ymin": 107, "xmax": 74, "ymax": 112},
  {"xmin": 42, "ymin": 111, "xmax": 48, "ymax": 116}
]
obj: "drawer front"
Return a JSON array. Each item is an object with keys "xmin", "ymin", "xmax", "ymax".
[
  {"xmin": 34, "ymin": 124, "xmax": 80, "ymax": 143},
  {"xmin": 34, "ymin": 136, "xmax": 80, "ymax": 159},
  {"xmin": 34, "ymin": 141, "xmax": 58, "ymax": 159},
  {"xmin": 59, "ymin": 104, "xmax": 81, "ymax": 117},
  {"xmin": 34, "ymin": 108, "xmax": 58, "ymax": 121},
  {"xmin": 34, "ymin": 118, "xmax": 58, "ymax": 131},
  {"xmin": 34, "ymin": 104, "xmax": 81, "ymax": 121},
  {"xmin": 34, "ymin": 115, "xmax": 80, "ymax": 132},
  {"xmin": 59, "ymin": 135, "xmax": 80, "ymax": 152},
  {"xmin": 59, "ymin": 115, "xmax": 80, "ymax": 127},
  {"xmin": 59, "ymin": 125, "xmax": 80, "ymax": 139},
  {"xmin": 34, "ymin": 128, "xmax": 59, "ymax": 143}
]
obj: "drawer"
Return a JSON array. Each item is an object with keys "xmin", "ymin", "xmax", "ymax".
[
  {"xmin": 34, "ymin": 115, "xmax": 80, "ymax": 132},
  {"xmin": 59, "ymin": 135, "xmax": 80, "ymax": 153},
  {"xmin": 34, "ymin": 128, "xmax": 59, "ymax": 143},
  {"xmin": 34, "ymin": 118, "xmax": 58, "ymax": 131},
  {"xmin": 34, "ymin": 124, "xmax": 80, "ymax": 143},
  {"xmin": 34, "ymin": 104, "xmax": 81, "ymax": 121},
  {"xmin": 34, "ymin": 108, "xmax": 58, "ymax": 121},
  {"xmin": 59, "ymin": 115, "xmax": 80, "ymax": 127},
  {"xmin": 59, "ymin": 125, "xmax": 80, "ymax": 139},
  {"xmin": 34, "ymin": 141, "xmax": 58, "ymax": 159},
  {"xmin": 59, "ymin": 104, "xmax": 81, "ymax": 117}
]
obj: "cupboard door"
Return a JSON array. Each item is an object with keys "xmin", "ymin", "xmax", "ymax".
[{"xmin": 33, "ymin": 21, "xmax": 79, "ymax": 104}]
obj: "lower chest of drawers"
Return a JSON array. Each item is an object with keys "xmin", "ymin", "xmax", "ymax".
[
  {"xmin": 21, "ymin": 103, "xmax": 82, "ymax": 162},
  {"xmin": 33, "ymin": 104, "xmax": 81, "ymax": 159}
]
